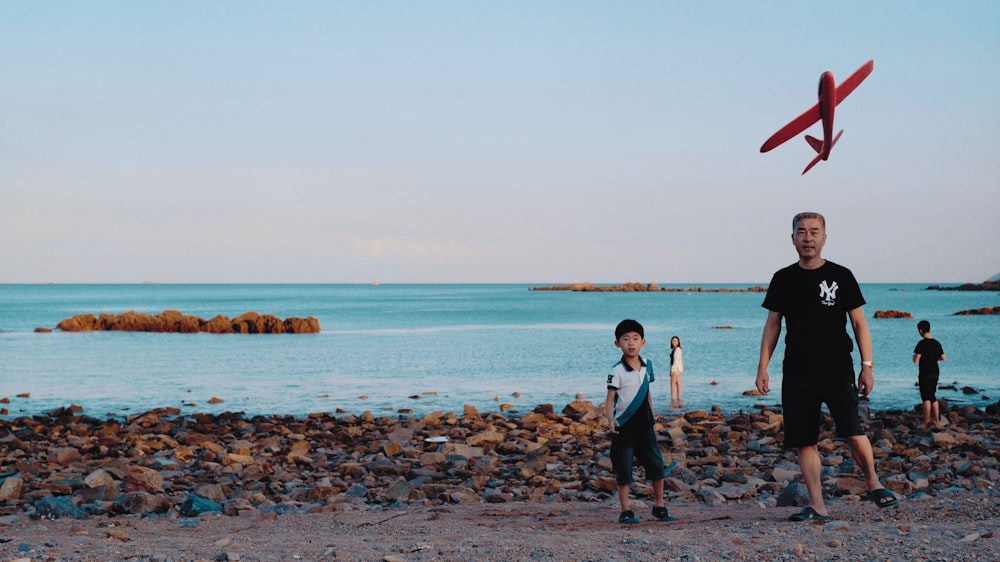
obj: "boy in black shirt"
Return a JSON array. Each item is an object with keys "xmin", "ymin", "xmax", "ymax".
[{"xmin": 913, "ymin": 320, "xmax": 946, "ymax": 429}]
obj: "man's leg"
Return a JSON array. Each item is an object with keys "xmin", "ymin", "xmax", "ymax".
[
  {"xmin": 845, "ymin": 435, "xmax": 882, "ymax": 491},
  {"xmin": 797, "ymin": 445, "xmax": 828, "ymax": 515}
]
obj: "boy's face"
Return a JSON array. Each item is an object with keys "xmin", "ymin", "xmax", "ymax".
[{"xmin": 615, "ymin": 331, "xmax": 645, "ymax": 358}]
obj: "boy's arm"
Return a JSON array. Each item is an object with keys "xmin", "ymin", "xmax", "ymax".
[{"xmin": 605, "ymin": 387, "xmax": 618, "ymax": 433}]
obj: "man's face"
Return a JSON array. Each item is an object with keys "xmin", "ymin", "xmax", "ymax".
[{"xmin": 792, "ymin": 217, "xmax": 827, "ymax": 261}]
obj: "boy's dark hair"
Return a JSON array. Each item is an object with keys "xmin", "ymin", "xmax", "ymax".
[
  {"xmin": 917, "ymin": 320, "xmax": 931, "ymax": 333},
  {"xmin": 615, "ymin": 319, "xmax": 644, "ymax": 340}
]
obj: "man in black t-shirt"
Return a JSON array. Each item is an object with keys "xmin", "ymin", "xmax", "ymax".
[{"xmin": 756, "ymin": 212, "xmax": 898, "ymax": 521}]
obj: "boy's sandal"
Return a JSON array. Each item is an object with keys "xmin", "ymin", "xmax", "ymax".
[
  {"xmin": 652, "ymin": 506, "xmax": 676, "ymax": 522},
  {"xmin": 618, "ymin": 510, "xmax": 640, "ymax": 524},
  {"xmin": 788, "ymin": 506, "xmax": 830, "ymax": 522},
  {"xmin": 867, "ymin": 488, "xmax": 899, "ymax": 509}
]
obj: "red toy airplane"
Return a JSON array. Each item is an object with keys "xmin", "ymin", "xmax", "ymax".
[{"xmin": 761, "ymin": 59, "xmax": 874, "ymax": 174}]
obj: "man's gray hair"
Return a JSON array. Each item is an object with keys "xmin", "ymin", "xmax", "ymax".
[{"xmin": 793, "ymin": 212, "xmax": 826, "ymax": 232}]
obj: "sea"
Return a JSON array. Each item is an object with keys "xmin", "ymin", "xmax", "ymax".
[{"xmin": 1, "ymin": 284, "xmax": 997, "ymax": 420}]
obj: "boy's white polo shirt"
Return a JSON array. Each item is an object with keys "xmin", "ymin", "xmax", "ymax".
[{"xmin": 607, "ymin": 356, "xmax": 654, "ymax": 419}]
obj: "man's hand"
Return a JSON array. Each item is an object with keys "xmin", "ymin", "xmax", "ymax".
[
  {"xmin": 755, "ymin": 369, "xmax": 771, "ymax": 395},
  {"xmin": 607, "ymin": 416, "xmax": 618, "ymax": 434},
  {"xmin": 858, "ymin": 367, "xmax": 875, "ymax": 397}
]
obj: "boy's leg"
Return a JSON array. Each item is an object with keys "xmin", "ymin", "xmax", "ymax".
[
  {"xmin": 617, "ymin": 484, "xmax": 640, "ymax": 523},
  {"xmin": 922, "ymin": 400, "xmax": 932, "ymax": 426},
  {"xmin": 617, "ymin": 484, "xmax": 631, "ymax": 512},
  {"xmin": 652, "ymin": 478, "xmax": 664, "ymax": 508},
  {"xmin": 932, "ymin": 400, "xmax": 940, "ymax": 423}
]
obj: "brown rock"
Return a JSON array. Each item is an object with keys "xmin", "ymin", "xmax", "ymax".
[
  {"xmin": 124, "ymin": 466, "xmax": 163, "ymax": 492},
  {"xmin": 117, "ymin": 491, "xmax": 170, "ymax": 514},
  {"xmin": 0, "ymin": 477, "xmax": 23, "ymax": 501},
  {"xmin": 47, "ymin": 447, "xmax": 82, "ymax": 465},
  {"xmin": 466, "ymin": 431, "xmax": 504, "ymax": 449},
  {"xmin": 84, "ymin": 468, "xmax": 116, "ymax": 489},
  {"xmin": 383, "ymin": 442, "xmax": 404, "ymax": 457},
  {"xmin": 834, "ymin": 476, "xmax": 868, "ymax": 496},
  {"xmin": 519, "ymin": 450, "xmax": 548, "ymax": 479}
]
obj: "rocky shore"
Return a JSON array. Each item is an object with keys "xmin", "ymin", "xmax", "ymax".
[
  {"xmin": 1, "ymin": 399, "xmax": 998, "ymax": 560},
  {"xmin": 1, "ymin": 399, "xmax": 997, "ymax": 521}
]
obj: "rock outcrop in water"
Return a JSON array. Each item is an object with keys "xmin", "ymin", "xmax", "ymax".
[
  {"xmin": 874, "ymin": 309, "xmax": 913, "ymax": 319},
  {"xmin": 532, "ymin": 282, "xmax": 767, "ymax": 293},
  {"xmin": 54, "ymin": 310, "xmax": 320, "ymax": 334},
  {"xmin": 953, "ymin": 306, "xmax": 1000, "ymax": 316},
  {"xmin": 927, "ymin": 280, "xmax": 1000, "ymax": 291}
]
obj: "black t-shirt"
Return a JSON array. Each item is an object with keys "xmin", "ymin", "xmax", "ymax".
[
  {"xmin": 762, "ymin": 260, "xmax": 866, "ymax": 369},
  {"xmin": 914, "ymin": 338, "xmax": 944, "ymax": 375}
]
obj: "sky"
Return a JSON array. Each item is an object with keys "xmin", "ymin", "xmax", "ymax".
[{"xmin": 3, "ymin": 1, "xmax": 999, "ymax": 284}]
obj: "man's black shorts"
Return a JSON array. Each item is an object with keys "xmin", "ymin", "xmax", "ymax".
[{"xmin": 781, "ymin": 365, "xmax": 864, "ymax": 449}]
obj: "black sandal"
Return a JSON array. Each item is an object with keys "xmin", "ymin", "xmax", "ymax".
[
  {"xmin": 867, "ymin": 488, "xmax": 899, "ymax": 509},
  {"xmin": 789, "ymin": 506, "xmax": 830, "ymax": 522}
]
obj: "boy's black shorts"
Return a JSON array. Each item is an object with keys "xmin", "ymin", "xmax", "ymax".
[
  {"xmin": 781, "ymin": 365, "xmax": 864, "ymax": 449},
  {"xmin": 610, "ymin": 424, "xmax": 665, "ymax": 485}
]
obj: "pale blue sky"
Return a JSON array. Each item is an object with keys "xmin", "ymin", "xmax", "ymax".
[{"xmin": 3, "ymin": 1, "xmax": 998, "ymax": 283}]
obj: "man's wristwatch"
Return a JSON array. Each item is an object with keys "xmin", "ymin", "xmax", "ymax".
[{"xmin": 861, "ymin": 360, "xmax": 875, "ymax": 369}]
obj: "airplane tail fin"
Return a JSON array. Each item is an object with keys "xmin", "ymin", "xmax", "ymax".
[
  {"xmin": 802, "ymin": 153, "xmax": 824, "ymax": 175},
  {"xmin": 830, "ymin": 129, "xmax": 844, "ymax": 149},
  {"xmin": 801, "ymin": 130, "xmax": 845, "ymax": 174}
]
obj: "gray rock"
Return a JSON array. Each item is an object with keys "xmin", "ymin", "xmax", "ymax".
[{"xmin": 33, "ymin": 497, "xmax": 86, "ymax": 520}]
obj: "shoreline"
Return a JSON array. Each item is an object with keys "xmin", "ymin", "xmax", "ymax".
[
  {"xmin": 1, "ymin": 400, "xmax": 998, "ymax": 559},
  {"xmin": 1, "ymin": 400, "xmax": 997, "ymax": 512}
]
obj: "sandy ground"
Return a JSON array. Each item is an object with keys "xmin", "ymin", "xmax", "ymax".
[{"xmin": 2, "ymin": 490, "xmax": 997, "ymax": 562}]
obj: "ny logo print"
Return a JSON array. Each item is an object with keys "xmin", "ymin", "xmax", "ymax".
[{"xmin": 818, "ymin": 280, "xmax": 839, "ymax": 306}]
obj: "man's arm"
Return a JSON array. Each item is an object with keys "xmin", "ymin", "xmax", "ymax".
[
  {"xmin": 756, "ymin": 310, "xmax": 782, "ymax": 395},
  {"xmin": 849, "ymin": 306, "xmax": 874, "ymax": 396}
]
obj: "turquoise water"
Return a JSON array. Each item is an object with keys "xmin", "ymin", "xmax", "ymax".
[{"xmin": 0, "ymin": 284, "xmax": 997, "ymax": 419}]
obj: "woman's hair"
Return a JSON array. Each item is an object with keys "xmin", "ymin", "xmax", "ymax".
[{"xmin": 670, "ymin": 335, "xmax": 681, "ymax": 348}]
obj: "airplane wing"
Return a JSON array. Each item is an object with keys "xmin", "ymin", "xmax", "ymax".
[
  {"xmin": 760, "ymin": 103, "xmax": 821, "ymax": 153},
  {"xmin": 760, "ymin": 59, "xmax": 874, "ymax": 153},
  {"xmin": 833, "ymin": 59, "xmax": 874, "ymax": 103}
]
